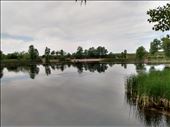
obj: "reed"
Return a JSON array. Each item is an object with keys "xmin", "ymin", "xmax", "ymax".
[{"xmin": 126, "ymin": 68, "xmax": 170, "ymax": 112}]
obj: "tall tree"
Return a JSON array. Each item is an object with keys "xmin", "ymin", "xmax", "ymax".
[
  {"xmin": 84, "ymin": 49, "xmax": 88, "ymax": 58},
  {"xmin": 76, "ymin": 46, "xmax": 83, "ymax": 59},
  {"xmin": 123, "ymin": 50, "xmax": 127, "ymax": 59},
  {"xmin": 59, "ymin": 49, "xmax": 66, "ymax": 61},
  {"xmin": 147, "ymin": 3, "xmax": 170, "ymax": 31},
  {"xmin": 45, "ymin": 47, "xmax": 50, "ymax": 63},
  {"xmin": 60, "ymin": 49, "xmax": 66, "ymax": 56},
  {"xmin": 28, "ymin": 45, "xmax": 39, "ymax": 61},
  {"xmin": 96, "ymin": 46, "xmax": 108, "ymax": 58},
  {"xmin": 88, "ymin": 47, "xmax": 96, "ymax": 57},
  {"xmin": 136, "ymin": 46, "xmax": 147, "ymax": 60},
  {"xmin": 51, "ymin": 50, "xmax": 55, "ymax": 56},
  {"xmin": 0, "ymin": 50, "xmax": 5, "ymax": 60},
  {"xmin": 149, "ymin": 39, "xmax": 161, "ymax": 55},
  {"xmin": 161, "ymin": 35, "xmax": 170, "ymax": 57},
  {"xmin": 51, "ymin": 50, "xmax": 55, "ymax": 59}
]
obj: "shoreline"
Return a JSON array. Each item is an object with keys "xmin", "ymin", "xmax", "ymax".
[
  {"xmin": 1, "ymin": 58, "xmax": 170, "ymax": 66},
  {"xmin": 0, "ymin": 58, "xmax": 170, "ymax": 64}
]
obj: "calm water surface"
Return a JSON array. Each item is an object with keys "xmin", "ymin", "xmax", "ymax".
[{"xmin": 1, "ymin": 63, "xmax": 170, "ymax": 127}]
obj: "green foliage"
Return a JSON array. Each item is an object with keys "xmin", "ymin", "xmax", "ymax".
[
  {"xmin": 76, "ymin": 46, "xmax": 83, "ymax": 59},
  {"xmin": 120, "ymin": 50, "xmax": 127, "ymax": 59},
  {"xmin": 123, "ymin": 50, "xmax": 127, "ymax": 59},
  {"xmin": 136, "ymin": 46, "xmax": 147, "ymax": 60},
  {"xmin": 82, "ymin": 46, "xmax": 108, "ymax": 58},
  {"xmin": 88, "ymin": 47, "xmax": 96, "ymax": 57},
  {"xmin": 149, "ymin": 39, "xmax": 161, "ymax": 55},
  {"xmin": 147, "ymin": 3, "xmax": 170, "ymax": 32},
  {"xmin": 51, "ymin": 50, "xmax": 55, "ymax": 56},
  {"xmin": 96, "ymin": 46, "xmax": 108, "ymax": 58},
  {"xmin": 0, "ymin": 50, "xmax": 5, "ymax": 60},
  {"xmin": 28, "ymin": 45, "xmax": 39, "ymax": 61},
  {"xmin": 161, "ymin": 35, "xmax": 170, "ymax": 57},
  {"xmin": 44, "ymin": 47, "xmax": 50, "ymax": 63},
  {"xmin": 126, "ymin": 67, "xmax": 170, "ymax": 100}
]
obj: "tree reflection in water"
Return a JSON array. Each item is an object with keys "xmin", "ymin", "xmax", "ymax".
[
  {"xmin": 0, "ymin": 63, "xmax": 116, "ymax": 79},
  {"xmin": 29, "ymin": 65, "xmax": 39, "ymax": 79},
  {"xmin": 0, "ymin": 66, "xmax": 4, "ymax": 78},
  {"xmin": 135, "ymin": 63, "xmax": 146, "ymax": 73},
  {"xmin": 1, "ymin": 63, "xmax": 170, "ymax": 126},
  {"xmin": 43, "ymin": 65, "xmax": 51, "ymax": 76},
  {"xmin": 121, "ymin": 63, "xmax": 127, "ymax": 69}
]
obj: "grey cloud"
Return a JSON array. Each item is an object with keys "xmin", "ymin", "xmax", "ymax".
[{"xmin": 1, "ymin": 1, "xmax": 169, "ymax": 54}]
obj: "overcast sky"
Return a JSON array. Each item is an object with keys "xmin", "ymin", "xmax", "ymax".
[{"xmin": 1, "ymin": 1, "xmax": 170, "ymax": 54}]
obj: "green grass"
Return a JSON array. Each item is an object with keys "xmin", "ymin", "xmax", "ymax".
[{"xmin": 126, "ymin": 68, "xmax": 170, "ymax": 100}]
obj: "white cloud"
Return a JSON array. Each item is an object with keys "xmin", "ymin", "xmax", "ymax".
[{"xmin": 1, "ymin": 1, "xmax": 169, "ymax": 54}]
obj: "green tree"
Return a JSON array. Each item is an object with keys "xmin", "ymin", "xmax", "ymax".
[
  {"xmin": 161, "ymin": 35, "xmax": 170, "ymax": 57},
  {"xmin": 147, "ymin": 3, "xmax": 170, "ymax": 31},
  {"xmin": 96, "ymin": 46, "xmax": 108, "ymax": 58},
  {"xmin": 76, "ymin": 46, "xmax": 83, "ymax": 59},
  {"xmin": 121, "ymin": 52, "xmax": 124, "ymax": 59},
  {"xmin": 84, "ymin": 49, "xmax": 88, "ymax": 58},
  {"xmin": 28, "ymin": 45, "xmax": 39, "ymax": 61},
  {"xmin": 123, "ymin": 50, "xmax": 127, "ymax": 59},
  {"xmin": 59, "ymin": 49, "xmax": 66, "ymax": 61},
  {"xmin": 59, "ymin": 49, "xmax": 66, "ymax": 57},
  {"xmin": 88, "ymin": 47, "xmax": 96, "ymax": 57},
  {"xmin": 45, "ymin": 47, "xmax": 50, "ymax": 63},
  {"xmin": 149, "ymin": 39, "xmax": 161, "ymax": 55},
  {"xmin": 55, "ymin": 51, "xmax": 60, "ymax": 58},
  {"xmin": 136, "ymin": 46, "xmax": 147, "ymax": 60},
  {"xmin": 0, "ymin": 50, "xmax": 5, "ymax": 60},
  {"xmin": 6, "ymin": 52, "xmax": 20, "ymax": 59},
  {"xmin": 51, "ymin": 50, "xmax": 55, "ymax": 59},
  {"xmin": 51, "ymin": 50, "xmax": 55, "ymax": 56}
]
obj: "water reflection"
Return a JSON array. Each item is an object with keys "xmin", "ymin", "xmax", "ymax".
[
  {"xmin": 29, "ymin": 65, "xmax": 39, "ymax": 79},
  {"xmin": 149, "ymin": 66, "xmax": 156, "ymax": 72},
  {"xmin": 1, "ymin": 63, "xmax": 115, "ymax": 79},
  {"xmin": 121, "ymin": 63, "xmax": 127, "ymax": 69},
  {"xmin": 43, "ymin": 65, "xmax": 51, "ymax": 76},
  {"xmin": 137, "ymin": 109, "xmax": 167, "ymax": 127},
  {"xmin": 1, "ymin": 63, "xmax": 170, "ymax": 126},
  {"xmin": 135, "ymin": 63, "xmax": 146, "ymax": 73},
  {"xmin": 1, "ymin": 63, "xmax": 169, "ymax": 80},
  {"xmin": 0, "ymin": 66, "xmax": 3, "ymax": 78}
]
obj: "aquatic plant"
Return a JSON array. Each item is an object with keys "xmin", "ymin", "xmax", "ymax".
[{"xmin": 126, "ymin": 67, "xmax": 170, "ymax": 112}]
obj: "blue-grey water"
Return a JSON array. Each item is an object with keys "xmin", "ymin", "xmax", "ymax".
[{"xmin": 1, "ymin": 63, "xmax": 170, "ymax": 127}]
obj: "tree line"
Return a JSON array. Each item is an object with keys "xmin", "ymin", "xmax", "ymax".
[
  {"xmin": 0, "ymin": 3, "xmax": 169, "ymax": 63},
  {"xmin": 136, "ymin": 35, "xmax": 170, "ymax": 61},
  {"xmin": 0, "ymin": 34, "xmax": 169, "ymax": 63},
  {"xmin": 135, "ymin": 3, "xmax": 170, "ymax": 61},
  {"xmin": 0, "ymin": 45, "xmax": 128, "ymax": 63}
]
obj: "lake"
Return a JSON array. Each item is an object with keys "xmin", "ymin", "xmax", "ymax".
[{"xmin": 1, "ymin": 63, "xmax": 170, "ymax": 127}]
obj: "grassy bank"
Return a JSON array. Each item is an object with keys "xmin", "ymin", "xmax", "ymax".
[{"xmin": 126, "ymin": 68, "xmax": 170, "ymax": 114}]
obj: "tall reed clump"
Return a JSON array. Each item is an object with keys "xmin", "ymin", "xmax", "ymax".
[{"xmin": 126, "ymin": 68, "xmax": 170, "ymax": 113}]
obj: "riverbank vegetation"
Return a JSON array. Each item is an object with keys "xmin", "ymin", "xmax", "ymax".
[
  {"xmin": 0, "ymin": 35, "xmax": 170, "ymax": 64},
  {"xmin": 126, "ymin": 67, "xmax": 170, "ymax": 115}
]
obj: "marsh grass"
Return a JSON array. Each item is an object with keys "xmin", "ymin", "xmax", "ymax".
[{"xmin": 126, "ymin": 68, "xmax": 170, "ymax": 112}]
